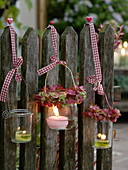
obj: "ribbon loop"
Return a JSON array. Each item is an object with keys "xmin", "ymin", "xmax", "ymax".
[
  {"xmin": 37, "ymin": 25, "xmax": 66, "ymax": 76},
  {"xmin": 0, "ymin": 56, "xmax": 23, "ymax": 102},
  {"xmin": 0, "ymin": 18, "xmax": 23, "ymax": 102},
  {"xmin": 47, "ymin": 25, "xmax": 58, "ymax": 58},
  {"xmin": 86, "ymin": 17, "xmax": 104, "ymax": 95},
  {"xmin": 15, "ymin": 57, "xmax": 23, "ymax": 82},
  {"xmin": 87, "ymin": 75, "xmax": 104, "ymax": 95},
  {"xmin": 37, "ymin": 56, "xmax": 66, "ymax": 76},
  {"xmin": 93, "ymin": 81, "xmax": 104, "ymax": 95},
  {"xmin": 15, "ymin": 56, "xmax": 23, "ymax": 68},
  {"xmin": 87, "ymin": 75, "xmax": 97, "ymax": 84}
]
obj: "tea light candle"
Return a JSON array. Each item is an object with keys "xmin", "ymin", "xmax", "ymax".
[
  {"xmin": 15, "ymin": 128, "xmax": 31, "ymax": 142},
  {"xmin": 94, "ymin": 133, "xmax": 110, "ymax": 148},
  {"xmin": 101, "ymin": 134, "xmax": 106, "ymax": 140},
  {"xmin": 46, "ymin": 106, "xmax": 68, "ymax": 130}
]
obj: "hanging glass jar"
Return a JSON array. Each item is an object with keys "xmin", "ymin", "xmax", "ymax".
[
  {"xmin": 11, "ymin": 109, "xmax": 33, "ymax": 143},
  {"xmin": 36, "ymin": 65, "xmax": 86, "ymax": 131},
  {"xmin": 92, "ymin": 120, "xmax": 113, "ymax": 149},
  {"xmin": 46, "ymin": 103, "xmax": 77, "ymax": 130}
]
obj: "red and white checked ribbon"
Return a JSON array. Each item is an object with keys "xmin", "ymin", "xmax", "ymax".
[
  {"xmin": 37, "ymin": 55, "xmax": 66, "ymax": 75},
  {"xmin": 0, "ymin": 18, "xmax": 23, "ymax": 102},
  {"xmin": 86, "ymin": 17, "xmax": 104, "ymax": 95},
  {"xmin": 47, "ymin": 25, "xmax": 58, "ymax": 58},
  {"xmin": 87, "ymin": 75, "xmax": 104, "ymax": 95},
  {"xmin": 37, "ymin": 24, "xmax": 66, "ymax": 76}
]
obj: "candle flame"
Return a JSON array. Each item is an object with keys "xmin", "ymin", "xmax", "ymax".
[
  {"xmin": 97, "ymin": 133, "xmax": 102, "ymax": 139},
  {"xmin": 17, "ymin": 127, "xmax": 20, "ymax": 130},
  {"xmin": 23, "ymin": 130, "xmax": 27, "ymax": 134},
  {"xmin": 101, "ymin": 134, "xmax": 106, "ymax": 140},
  {"xmin": 53, "ymin": 106, "xmax": 59, "ymax": 117}
]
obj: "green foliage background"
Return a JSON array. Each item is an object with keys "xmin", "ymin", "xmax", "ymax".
[
  {"xmin": 47, "ymin": 0, "xmax": 128, "ymax": 40},
  {"xmin": 0, "ymin": 0, "xmax": 32, "ymax": 29},
  {"xmin": 1, "ymin": 0, "xmax": 128, "ymax": 40}
]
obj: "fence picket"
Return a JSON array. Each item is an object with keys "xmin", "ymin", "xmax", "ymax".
[
  {"xmin": 0, "ymin": 27, "xmax": 17, "ymax": 170},
  {"xmin": 18, "ymin": 27, "xmax": 39, "ymax": 170},
  {"xmin": 40, "ymin": 28, "xmax": 59, "ymax": 170},
  {"xmin": 79, "ymin": 24, "xmax": 95, "ymax": 170},
  {"xmin": 59, "ymin": 26, "xmax": 78, "ymax": 170},
  {"xmin": 96, "ymin": 24, "xmax": 114, "ymax": 170}
]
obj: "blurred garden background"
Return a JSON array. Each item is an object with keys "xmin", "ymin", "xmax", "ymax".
[{"xmin": 1, "ymin": 0, "xmax": 128, "ymax": 37}]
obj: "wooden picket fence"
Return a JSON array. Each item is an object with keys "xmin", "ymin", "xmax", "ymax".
[{"xmin": 0, "ymin": 23, "xmax": 115, "ymax": 170}]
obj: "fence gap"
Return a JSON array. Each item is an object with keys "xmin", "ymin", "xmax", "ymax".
[
  {"xmin": 96, "ymin": 24, "xmax": 114, "ymax": 170},
  {"xmin": 18, "ymin": 27, "xmax": 39, "ymax": 170}
]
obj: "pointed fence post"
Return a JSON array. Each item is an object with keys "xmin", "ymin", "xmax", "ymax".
[
  {"xmin": 0, "ymin": 27, "xmax": 17, "ymax": 170},
  {"xmin": 39, "ymin": 28, "xmax": 59, "ymax": 170},
  {"xmin": 79, "ymin": 24, "xmax": 95, "ymax": 170},
  {"xmin": 18, "ymin": 28, "xmax": 39, "ymax": 170},
  {"xmin": 96, "ymin": 24, "xmax": 114, "ymax": 170},
  {"xmin": 59, "ymin": 26, "xmax": 78, "ymax": 170}
]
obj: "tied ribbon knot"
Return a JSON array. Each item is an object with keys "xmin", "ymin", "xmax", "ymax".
[
  {"xmin": 85, "ymin": 16, "xmax": 112, "ymax": 109},
  {"xmin": 37, "ymin": 56, "xmax": 66, "ymax": 75},
  {"xmin": 13, "ymin": 57, "xmax": 23, "ymax": 82},
  {"xmin": 85, "ymin": 16, "xmax": 104, "ymax": 95},
  {"xmin": 0, "ymin": 18, "xmax": 23, "ymax": 102},
  {"xmin": 37, "ymin": 24, "xmax": 66, "ymax": 76},
  {"xmin": 0, "ymin": 57, "xmax": 23, "ymax": 102},
  {"xmin": 87, "ymin": 75, "xmax": 104, "ymax": 95}
]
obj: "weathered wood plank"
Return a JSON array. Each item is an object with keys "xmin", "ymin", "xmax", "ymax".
[
  {"xmin": 0, "ymin": 27, "xmax": 17, "ymax": 170},
  {"xmin": 59, "ymin": 26, "xmax": 78, "ymax": 170},
  {"xmin": 40, "ymin": 28, "xmax": 59, "ymax": 170},
  {"xmin": 18, "ymin": 27, "xmax": 39, "ymax": 170},
  {"xmin": 79, "ymin": 25, "xmax": 95, "ymax": 170},
  {"xmin": 96, "ymin": 24, "xmax": 114, "ymax": 170}
]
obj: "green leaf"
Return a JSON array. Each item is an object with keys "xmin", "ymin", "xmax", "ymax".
[
  {"xmin": 24, "ymin": 0, "xmax": 33, "ymax": 10},
  {"xmin": 4, "ymin": 6, "xmax": 20, "ymax": 21},
  {"xmin": 0, "ymin": 20, "xmax": 4, "ymax": 29},
  {"xmin": 0, "ymin": 0, "xmax": 6, "ymax": 8}
]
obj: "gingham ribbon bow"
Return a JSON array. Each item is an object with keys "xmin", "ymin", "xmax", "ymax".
[
  {"xmin": 87, "ymin": 75, "xmax": 104, "ymax": 95},
  {"xmin": 37, "ymin": 24, "xmax": 66, "ymax": 76},
  {"xmin": 37, "ymin": 55, "xmax": 66, "ymax": 75},
  {"xmin": 0, "ymin": 18, "xmax": 23, "ymax": 102},
  {"xmin": 86, "ymin": 17, "xmax": 104, "ymax": 95}
]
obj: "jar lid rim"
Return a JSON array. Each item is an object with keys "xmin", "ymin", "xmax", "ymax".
[{"xmin": 10, "ymin": 109, "xmax": 33, "ymax": 116}]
